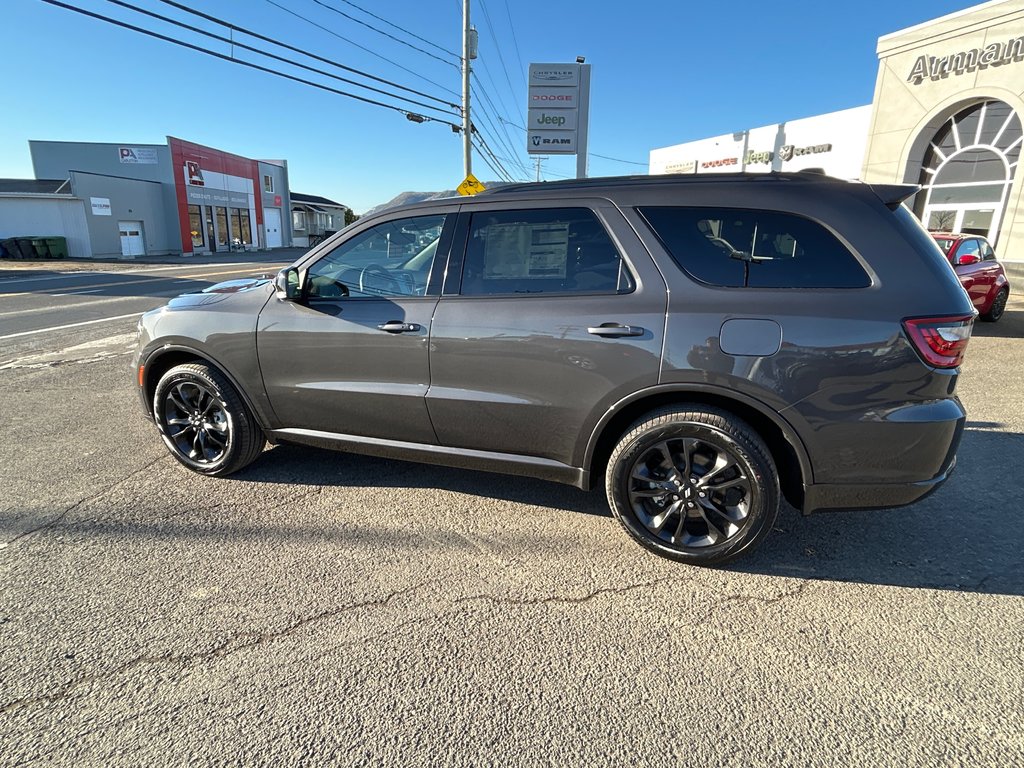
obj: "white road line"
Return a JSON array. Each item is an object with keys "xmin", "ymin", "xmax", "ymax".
[
  {"xmin": 65, "ymin": 288, "xmax": 103, "ymax": 295},
  {"xmin": 0, "ymin": 295, "xmax": 170, "ymax": 318},
  {"xmin": 0, "ymin": 313, "xmax": 143, "ymax": 341},
  {"xmin": 0, "ymin": 261, "xmax": 285, "ymax": 285}
]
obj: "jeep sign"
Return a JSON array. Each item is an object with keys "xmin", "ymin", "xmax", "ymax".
[{"xmin": 528, "ymin": 109, "xmax": 578, "ymax": 131}]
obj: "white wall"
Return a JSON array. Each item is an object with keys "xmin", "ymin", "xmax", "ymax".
[
  {"xmin": 650, "ymin": 105, "xmax": 873, "ymax": 179},
  {"xmin": 0, "ymin": 195, "xmax": 92, "ymax": 257}
]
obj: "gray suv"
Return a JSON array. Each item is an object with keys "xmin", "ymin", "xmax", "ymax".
[{"xmin": 134, "ymin": 173, "xmax": 974, "ymax": 565}]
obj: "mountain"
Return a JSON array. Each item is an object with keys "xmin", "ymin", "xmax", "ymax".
[{"xmin": 363, "ymin": 182, "xmax": 511, "ymax": 216}]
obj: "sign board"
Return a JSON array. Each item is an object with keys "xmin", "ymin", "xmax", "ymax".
[
  {"xmin": 528, "ymin": 109, "xmax": 577, "ymax": 131},
  {"xmin": 186, "ymin": 187, "xmax": 250, "ymax": 207},
  {"xmin": 457, "ymin": 173, "xmax": 486, "ymax": 196},
  {"xmin": 90, "ymin": 197, "xmax": 111, "ymax": 216},
  {"xmin": 528, "ymin": 131, "xmax": 577, "ymax": 154},
  {"xmin": 527, "ymin": 62, "xmax": 590, "ymax": 171},
  {"xmin": 527, "ymin": 86, "xmax": 578, "ymax": 109},
  {"xmin": 119, "ymin": 147, "xmax": 159, "ymax": 164},
  {"xmin": 528, "ymin": 66, "xmax": 579, "ymax": 87}
]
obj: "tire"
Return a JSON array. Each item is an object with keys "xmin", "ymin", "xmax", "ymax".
[
  {"xmin": 153, "ymin": 363, "xmax": 265, "ymax": 476},
  {"xmin": 605, "ymin": 406, "xmax": 780, "ymax": 566},
  {"xmin": 981, "ymin": 287, "xmax": 1009, "ymax": 322}
]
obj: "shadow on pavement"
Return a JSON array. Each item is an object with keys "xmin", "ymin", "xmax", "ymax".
[
  {"xmin": 230, "ymin": 443, "xmax": 612, "ymax": 518},
  {"xmin": 733, "ymin": 427, "xmax": 1024, "ymax": 597},
  {"xmin": 223, "ymin": 428, "xmax": 1024, "ymax": 596}
]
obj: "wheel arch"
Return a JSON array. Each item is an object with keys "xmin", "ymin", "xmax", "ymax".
[
  {"xmin": 142, "ymin": 344, "xmax": 272, "ymax": 432},
  {"xmin": 583, "ymin": 385, "xmax": 812, "ymax": 511}
]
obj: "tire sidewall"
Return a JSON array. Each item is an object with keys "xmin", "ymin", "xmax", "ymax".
[
  {"xmin": 154, "ymin": 367, "xmax": 239, "ymax": 475},
  {"xmin": 608, "ymin": 416, "xmax": 778, "ymax": 565}
]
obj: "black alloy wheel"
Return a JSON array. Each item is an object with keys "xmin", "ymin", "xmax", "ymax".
[
  {"xmin": 153, "ymin": 363, "xmax": 265, "ymax": 476},
  {"xmin": 606, "ymin": 406, "xmax": 780, "ymax": 565},
  {"xmin": 982, "ymin": 287, "xmax": 1009, "ymax": 322}
]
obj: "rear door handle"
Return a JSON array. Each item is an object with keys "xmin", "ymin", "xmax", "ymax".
[
  {"xmin": 587, "ymin": 323, "xmax": 645, "ymax": 338},
  {"xmin": 377, "ymin": 321, "xmax": 421, "ymax": 333}
]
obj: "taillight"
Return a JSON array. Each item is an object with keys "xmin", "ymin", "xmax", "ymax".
[{"xmin": 902, "ymin": 315, "xmax": 974, "ymax": 368}]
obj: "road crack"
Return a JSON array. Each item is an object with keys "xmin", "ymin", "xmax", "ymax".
[
  {"xmin": 1, "ymin": 580, "xmax": 431, "ymax": 715},
  {"xmin": 1, "ymin": 454, "xmax": 165, "ymax": 549}
]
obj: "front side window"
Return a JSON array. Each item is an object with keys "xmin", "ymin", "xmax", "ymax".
[
  {"xmin": 306, "ymin": 214, "xmax": 446, "ymax": 299},
  {"xmin": 461, "ymin": 208, "xmax": 634, "ymax": 296},
  {"xmin": 638, "ymin": 206, "xmax": 870, "ymax": 289}
]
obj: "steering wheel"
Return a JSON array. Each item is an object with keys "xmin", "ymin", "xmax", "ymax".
[{"xmin": 358, "ymin": 264, "xmax": 403, "ymax": 295}]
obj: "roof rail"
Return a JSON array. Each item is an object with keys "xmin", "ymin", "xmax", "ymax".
[{"xmin": 478, "ymin": 171, "xmax": 844, "ymax": 196}]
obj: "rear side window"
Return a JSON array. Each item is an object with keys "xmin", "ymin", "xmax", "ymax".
[
  {"xmin": 461, "ymin": 208, "xmax": 635, "ymax": 296},
  {"xmin": 638, "ymin": 207, "xmax": 870, "ymax": 288}
]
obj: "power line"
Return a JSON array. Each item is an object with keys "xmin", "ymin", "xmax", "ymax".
[
  {"xmin": 471, "ymin": 71, "xmax": 527, "ymax": 171},
  {"xmin": 39, "ymin": 0, "xmax": 462, "ymax": 129},
  {"xmin": 589, "ymin": 152, "xmax": 648, "ymax": 167},
  {"xmin": 310, "ymin": 0, "xmax": 459, "ymax": 68},
  {"xmin": 335, "ymin": 0, "xmax": 460, "ymax": 59},
  {"xmin": 469, "ymin": 77, "xmax": 530, "ymax": 176},
  {"xmin": 472, "ymin": 138, "xmax": 514, "ymax": 183},
  {"xmin": 99, "ymin": 0, "xmax": 458, "ymax": 118},
  {"xmin": 476, "ymin": 0, "xmax": 525, "ymax": 124},
  {"xmin": 152, "ymin": 0, "xmax": 459, "ymax": 109},
  {"xmin": 264, "ymin": 0, "xmax": 460, "ymax": 98},
  {"xmin": 501, "ymin": 0, "xmax": 527, "ymax": 91}
]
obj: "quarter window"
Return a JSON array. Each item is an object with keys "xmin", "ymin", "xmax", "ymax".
[
  {"xmin": 306, "ymin": 214, "xmax": 446, "ymax": 299},
  {"xmin": 638, "ymin": 207, "xmax": 870, "ymax": 289},
  {"xmin": 461, "ymin": 208, "xmax": 634, "ymax": 296}
]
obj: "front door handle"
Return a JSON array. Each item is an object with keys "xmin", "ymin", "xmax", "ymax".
[
  {"xmin": 587, "ymin": 323, "xmax": 645, "ymax": 338},
  {"xmin": 377, "ymin": 321, "xmax": 421, "ymax": 333}
]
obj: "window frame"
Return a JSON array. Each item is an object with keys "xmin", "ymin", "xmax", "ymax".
[
  {"xmin": 263, "ymin": 174, "xmax": 274, "ymax": 194},
  {"xmin": 300, "ymin": 210, "xmax": 457, "ymax": 301},
  {"xmin": 446, "ymin": 202, "xmax": 638, "ymax": 299}
]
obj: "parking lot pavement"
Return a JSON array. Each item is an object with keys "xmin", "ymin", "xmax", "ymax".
[{"xmin": 1, "ymin": 294, "xmax": 1022, "ymax": 766}]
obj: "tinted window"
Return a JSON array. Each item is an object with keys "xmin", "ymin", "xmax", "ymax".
[
  {"xmin": 981, "ymin": 241, "xmax": 996, "ymax": 261},
  {"xmin": 638, "ymin": 207, "xmax": 870, "ymax": 289},
  {"xmin": 306, "ymin": 214, "xmax": 446, "ymax": 299},
  {"xmin": 461, "ymin": 208, "xmax": 634, "ymax": 296}
]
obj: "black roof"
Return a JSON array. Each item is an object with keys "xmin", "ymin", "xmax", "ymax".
[
  {"xmin": 0, "ymin": 178, "xmax": 71, "ymax": 194},
  {"xmin": 291, "ymin": 192, "xmax": 347, "ymax": 208},
  {"xmin": 479, "ymin": 170, "xmax": 845, "ymax": 196}
]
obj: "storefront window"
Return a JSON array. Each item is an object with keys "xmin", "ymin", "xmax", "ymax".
[
  {"xmin": 916, "ymin": 100, "xmax": 1021, "ymax": 242},
  {"xmin": 188, "ymin": 205, "xmax": 203, "ymax": 248},
  {"xmin": 229, "ymin": 208, "xmax": 252, "ymax": 245},
  {"xmin": 215, "ymin": 207, "xmax": 229, "ymax": 246}
]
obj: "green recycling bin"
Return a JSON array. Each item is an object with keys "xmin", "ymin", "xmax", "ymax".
[
  {"xmin": 30, "ymin": 238, "xmax": 52, "ymax": 258},
  {"xmin": 45, "ymin": 237, "xmax": 68, "ymax": 259}
]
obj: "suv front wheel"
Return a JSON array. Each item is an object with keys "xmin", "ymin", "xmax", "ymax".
[
  {"xmin": 606, "ymin": 406, "xmax": 780, "ymax": 565},
  {"xmin": 153, "ymin": 362, "xmax": 266, "ymax": 476}
]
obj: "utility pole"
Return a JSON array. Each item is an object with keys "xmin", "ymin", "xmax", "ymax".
[
  {"xmin": 462, "ymin": 0, "xmax": 472, "ymax": 177},
  {"xmin": 534, "ymin": 156, "xmax": 547, "ymax": 182}
]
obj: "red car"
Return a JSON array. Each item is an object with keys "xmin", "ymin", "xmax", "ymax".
[{"xmin": 931, "ymin": 233, "xmax": 1011, "ymax": 322}]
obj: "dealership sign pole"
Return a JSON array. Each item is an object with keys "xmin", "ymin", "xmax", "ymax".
[{"xmin": 527, "ymin": 62, "xmax": 591, "ymax": 179}]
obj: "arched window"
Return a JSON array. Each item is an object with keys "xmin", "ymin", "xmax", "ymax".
[{"xmin": 918, "ymin": 100, "xmax": 1021, "ymax": 242}]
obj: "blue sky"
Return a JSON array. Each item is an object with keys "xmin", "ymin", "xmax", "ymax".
[{"xmin": 3, "ymin": 0, "xmax": 973, "ymax": 212}]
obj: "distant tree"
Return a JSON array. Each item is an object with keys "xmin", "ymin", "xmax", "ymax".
[{"xmin": 344, "ymin": 209, "xmax": 360, "ymax": 226}]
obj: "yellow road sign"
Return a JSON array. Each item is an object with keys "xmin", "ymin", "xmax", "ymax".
[{"xmin": 457, "ymin": 173, "xmax": 486, "ymax": 196}]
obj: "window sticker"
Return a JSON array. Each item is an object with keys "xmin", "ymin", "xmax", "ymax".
[{"xmin": 482, "ymin": 222, "xmax": 569, "ymax": 279}]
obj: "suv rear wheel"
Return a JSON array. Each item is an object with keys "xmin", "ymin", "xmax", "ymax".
[
  {"xmin": 153, "ymin": 363, "xmax": 265, "ymax": 476},
  {"xmin": 606, "ymin": 406, "xmax": 779, "ymax": 565}
]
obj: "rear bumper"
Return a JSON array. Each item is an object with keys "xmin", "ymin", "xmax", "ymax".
[
  {"xmin": 799, "ymin": 396, "xmax": 964, "ymax": 514},
  {"xmin": 803, "ymin": 453, "xmax": 956, "ymax": 514}
]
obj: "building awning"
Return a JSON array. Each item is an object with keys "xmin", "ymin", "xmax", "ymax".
[{"xmin": 293, "ymin": 202, "xmax": 326, "ymax": 213}]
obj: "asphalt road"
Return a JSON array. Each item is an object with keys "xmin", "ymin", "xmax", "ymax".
[{"xmin": 1, "ymin": 261, "xmax": 1022, "ymax": 767}]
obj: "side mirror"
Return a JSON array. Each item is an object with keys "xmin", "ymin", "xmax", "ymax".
[
  {"xmin": 956, "ymin": 253, "xmax": 981, "ymax": 266},
  {"xmin": 274, "ymin": 267, "xmax": 302, "ymax": 301}
]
